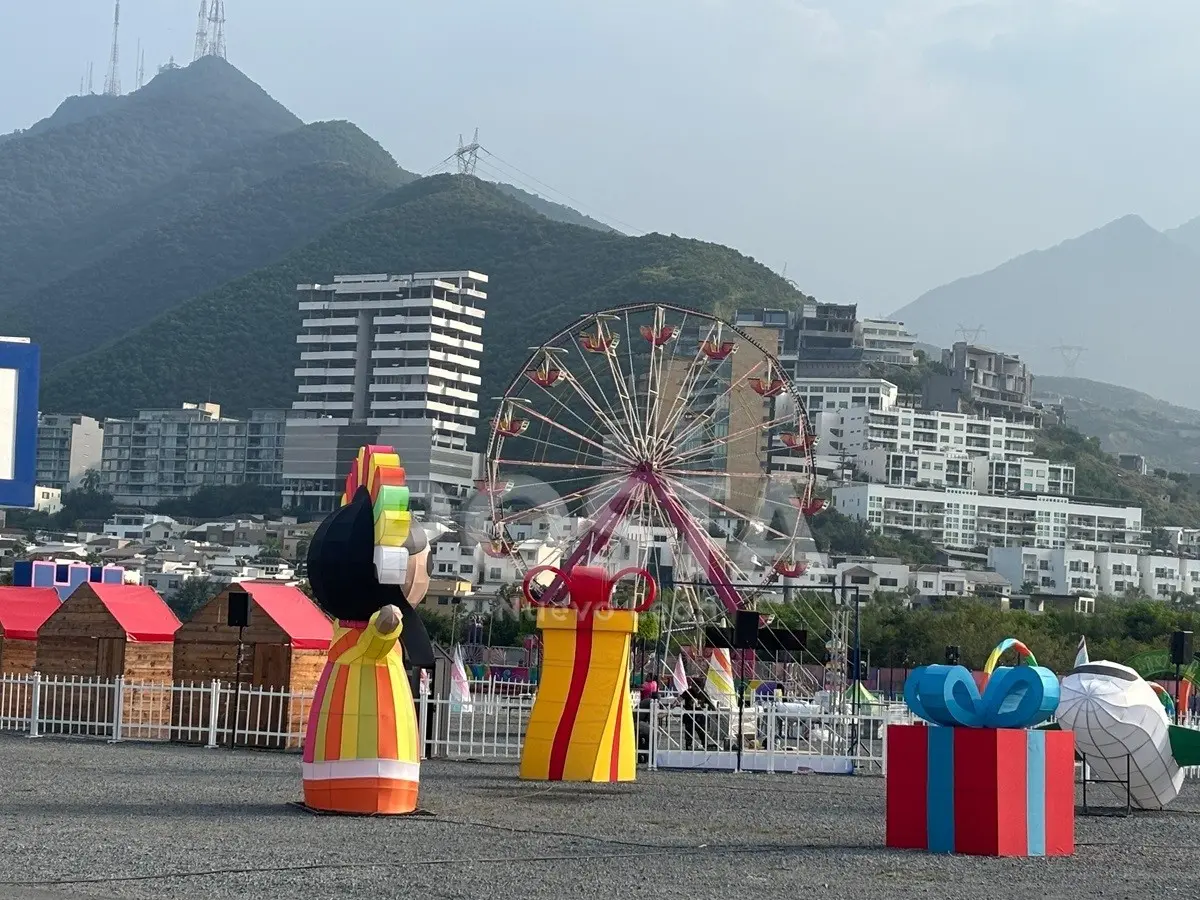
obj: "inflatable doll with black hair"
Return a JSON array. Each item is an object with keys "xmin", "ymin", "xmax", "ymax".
[{"xmin": 300, "ymin": 445, "xmax": 434, "ymax": 815}]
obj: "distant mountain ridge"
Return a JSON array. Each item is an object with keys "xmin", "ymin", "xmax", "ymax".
[
  {"xmin": 891, "ymin": 213, "xmax": 1200, "ymax": 408},
  {"xmin": 1036, "ymin": 376, "xmax": 1200, "ymax": 473}
]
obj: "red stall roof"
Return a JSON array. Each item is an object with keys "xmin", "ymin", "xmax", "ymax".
[
  {"xmin": 0, "ymin": 587, "xmax": 61, "ymax": 640},
  {"xmin": 90, "ymin": 584, "xmax": 181, "ymax": 643},
  {"xmin": 238, "ymin": 582, "xmax": 332, "ymax": 650}
]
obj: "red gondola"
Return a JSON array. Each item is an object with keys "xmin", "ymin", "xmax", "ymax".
[
  {"xmin": 748, "ymin": 376, "xmax": 786, "ymax": 397},
  {"xmin": 700, "ymin": 339, "xmax": 736, "ymax": 361},
  {"xmin": 639, "ymin": 324, "xmax": 678, "ymax": 346},
  {"xmin": 773, "ymin": 559, "xmax": 809, "ymax": 578},
  {"xmin": 779, "ymin": 432, "xmax": 817, "ymax": 449},
  {"xmin": 526, "ymin": 360, "xmax": 564, "ymax": 387},
  {"xmin": 580, "ymin": 331, "xmax": 619, "ymax": 354},
  {"xmin": 494, "ymin": 415, "xmax": 528, "ymax": 438},
  {"xmin": 482, "ymin": 538, "xmax": 517, "ymax": 558}
]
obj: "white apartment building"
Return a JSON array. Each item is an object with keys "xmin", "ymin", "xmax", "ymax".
[
  {"xmin": 101, "ymin": 405, "xmax": 287, "ymax": 507},
  {"xmin": 909, "ymin": 566, "xmax": 1012, "ymax": 601},
  {"xmin": 834, "ymin": 483, "xmax": 1145, "ymax": 552},
  {"xmin": 855, "ymin": 448, "xmax": 1075, "ymax": 497},
  {"xmin": 990, "ymin": 546, "xmax": 1200, "ymax": 599},
  {"xmin": 283, "ymin": 271, "xmax": 486, "ymax": 513},
  {"xmin": 827, "ymin": 407, "xmax": 1037, "ymax": 460},
  {"xmin": 795, "ymin": 377, "xmax": 898, "ymax": 416},
  {"xmin": 855, "ymin": 319, "xmax": 918, "ymax": 366},
  {"xmin": 36, "ymin": 413, "xmax": 102, "ymax": 489},
  {"xmin": 31, "ymin": 486, "xmax": 62, "ymax": 515}
]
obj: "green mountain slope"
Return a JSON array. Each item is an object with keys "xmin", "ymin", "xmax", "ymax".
[
  {"xmin": 0, "ymin": 57, "xmax": 301, "ymax": 293},
  {"xmin": 41, "ymin": 176, "xmax": 807, "ymax": 426},
  {"xmin": 11, "ymin": 119, "xmax": 412, "ymax": 297},
  {"xmin": 5, "ymin": 161, "xmax": 399, "ymax": 367},
  {"xmin": 0, "ymin": 93, "xmax": 120, "ymax": 146},
  {"xmin": 1037, "ymin": 376, "xmax": 1200, "ymax": 473},
  {"xmin": 492, "ymin": 182, "xmax": 615, "ymax": 232}
]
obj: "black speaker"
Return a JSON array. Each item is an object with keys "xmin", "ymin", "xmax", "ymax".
[
  {"xmin": 227, "ymin": 590, "xmax": 251, "ymax": 628},
  {"xmin": 944, "ymin": 645, "xmax": 960, "ymax": 666},
  {"xmin": 733, "ymin": 609, "xmax": 760, "ymax": 650},
  {"xmin": 1171, "ymin": 630, "xmax": 1194, "ymax": 666}
]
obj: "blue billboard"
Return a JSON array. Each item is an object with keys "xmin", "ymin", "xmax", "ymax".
[{"xmin": 0, "ymin": 338, "xmax": 40, "ymax": 508}]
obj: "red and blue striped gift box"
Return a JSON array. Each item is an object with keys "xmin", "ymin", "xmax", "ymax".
[{"xmin": 886, "ymin": 724, "xmax": 1075, "ymax": 857}]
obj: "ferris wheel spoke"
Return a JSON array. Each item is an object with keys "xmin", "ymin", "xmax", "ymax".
[
  {"xmin": 664, "ymin": 475, "xmax": 793, "ymax": 543},
  {"xmin": 494, "ymin": 473, "xmax": 628, "ymax": 528},
  {"xmin": 665, "ymin": 358, "xmax": 773, "ymax": 454},
  {"xmin": 510, "ymin": 399, "xmax": 638, "ymax": 466},
  {"xmin": 517, "ymin": 375, "xmax": 634, "ymax": 456},
  {"xmin": 652, "ymin": 319, "xmax": 727, "ymax": 446},
  {"xmin": 666, "ymin": 409, "xmax": 795, "ymax": 470},
  {"xmin": 492, "ymin": 458, "xmax": 625, "ymax": 474},
  {"xmin": 568, "ymin": 335, "xmax": 643, "ymax": 455}
]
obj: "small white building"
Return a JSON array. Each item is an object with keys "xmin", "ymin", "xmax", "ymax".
[
  {"xmin": 31, "ymin": 485, "xmax": 62, "ymax": 515},
  {"xmin": 909, "ymin": 566, "xmax": 1012, "ymax": 602},
  {"xmin": 104, "ymin": 513, "xmax": 184, "ymax": 542},
  {"xmin": 855, "ymin": 319, "xmax": 918, "ymax": 366}
]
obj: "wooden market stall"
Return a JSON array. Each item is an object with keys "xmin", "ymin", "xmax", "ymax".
[
  {"xmin": 35, "ymin": 583, "xmax": 181, "ymax": 735},
  {"xmin": 172, "ymin": 581, "xmax": 332, "ymax": 748},
  {"xmin": 0, "ymin": 586, "xmax": 61, "ymax": 675}
]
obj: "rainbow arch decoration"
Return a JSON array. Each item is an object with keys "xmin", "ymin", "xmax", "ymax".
[
  {"xmin": 982, "ymin": 638, "xmax": 1037, "ymax": 686},
  {"xmin": 343, "ymin": 444, "xmax": 413, "ymax": 586},
  {"xmin": 1149, "ymin": 681, "xmax": 1177, "ymax": 718}
]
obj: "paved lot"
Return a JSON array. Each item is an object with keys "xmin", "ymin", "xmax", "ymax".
[{"xmin": 1, "ymin": 734, "xmax": 1199, "ymax": 899}]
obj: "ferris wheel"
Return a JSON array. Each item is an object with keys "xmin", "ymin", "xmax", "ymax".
[{"xmin": 478, "ymin": 303, "xmax": 827, "ymax": 636}]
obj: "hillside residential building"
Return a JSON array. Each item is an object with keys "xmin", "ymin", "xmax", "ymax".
[
  {"xmin": 990, "ymin": 545, "xmax": 1200, "ymax": 599},
  {"xmin": 817, "ymin": 406, "xmax": 1037, "ymax": 461},
  {"xmin": 100, "ymin": 404, "xmax": 287, "ymax": 507},
  {"xmin": 282, "ymin": 271, "xmax": 486, "ymax": 513},
  {"xmin": 924, "ymin": 342, "xmax": 1040, "ymax": 425},
  {"xmin": 794, "ymin": 377, "xmax": 899, "ymax": 415},
  {"xmin": 833, "ymin": 483, "xmax": 1145, "ymax": 552},
  {"xmin": 36, "ymin": 414, "xmax": 102, "ymax": 489},
  {"xmin": 855, "ymin": 449, "xmax": 1075, "ymax": 497},
  {"xmin": 909, "ymin": 566, "xmax": 1012, "ymax": 603},
  {"xmin": 855, "ymin": 319, "xmax": 918, "ymax": 366}
]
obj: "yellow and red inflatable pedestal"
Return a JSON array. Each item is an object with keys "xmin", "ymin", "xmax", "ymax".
[
  {"xmin": 886, "ymin": 724, "xmax": 1074, "ymax": 856},
  {"xmin": 301, "ymin": 611, "xmax": 421, "ymax": 814},
  {"xmin": 519, "ymin": 605, "xmax": 638, "ymax": 782}
]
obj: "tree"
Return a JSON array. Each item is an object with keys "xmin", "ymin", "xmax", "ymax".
[
  {"xmin": 168, "ymin": 578, "xmax": 223, "ymax": 623},
  {"xmin": 256, "ymin": 538, "xmax": 283, "ymax": 560},
  {"xmin": 80, "ymin": 469, "xmax": 101, "ymax": 493}
]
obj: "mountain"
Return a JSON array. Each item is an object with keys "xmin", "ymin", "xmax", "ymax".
[
  {"xmin": 4, "ymin": 160, "xmax": 399, "ymax": 367},
  {"xmin": 0, "ymin": 93, "xmax": 120, "ymax": 146},
  {"xmin": 40, "ymin": 176, "xmax": 808, "ymax": 424},
  {"xmin": 0, "ymin": 57, "xmax": 302, "ymax": 296},
  {"xmin": 492, "ymin": 182, "xmax": 615, "ymax": 232},
  {"xmin": 1036, "ymin": 376, "xmax": 1200, "ymax": 474},
  {"xmin": 890, "ymin": 215, "xmax": 1200, "ymax": 407}
]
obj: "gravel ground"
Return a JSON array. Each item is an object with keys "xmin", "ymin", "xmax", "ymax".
[{"xmin": 1, "ymin": 734, "xmax": 1200, "ymax": 900}]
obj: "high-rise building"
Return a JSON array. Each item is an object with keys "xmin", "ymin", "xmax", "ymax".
[
  {"xmin": 36, "ymin": 413, "xmax": 103, "ymax": 489},
  {"xmin": 101, "ymin": 404, "xmax": 286, "ymax": 507},
  {"xmin": 282, "ymin": 271, "xmax": 487, "ymax": 513}
]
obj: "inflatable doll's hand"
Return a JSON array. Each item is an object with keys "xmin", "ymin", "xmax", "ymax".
[{"xmin": 376, "ymin": 604, "xmax": 402, "ymax": 634}]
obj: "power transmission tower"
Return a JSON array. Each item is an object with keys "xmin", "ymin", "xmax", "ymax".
[
  {"xmin": 455, "ymin": 128, "xmax": 480, "ymax": 176},
  {"xmin": 1052, "ymin": 344, "xmax": 1086, "ymax": 376},
  {"xmin": 135, "ymin": 40, "xmax": 145, "ymax": 90},
  {"xmin": 87, "ymin": 62, "xmax": 95, "ymax": 94},
  {"xmin": 954, "ymin": 323, "xmax": 985, "ymax": 344},
  {"xmin": 194, "ymin": 1, "xmax": 209, "ymax": 61},
  {"xmin": 103, "ymin": 0, "xmax": 122, "ymax": 97}
]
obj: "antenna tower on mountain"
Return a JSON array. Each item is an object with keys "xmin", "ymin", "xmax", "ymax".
[
  {"xmin": 206, "ymin": 0, "xmax": 227, "ymax": 59},
  {"xmin": 194, "ymin": 1, "xmax": 209, "ymax": 61},
  {"xmin": 955, "ymin": 323, "xmax": 985, "ymax": 345},
  {"xmin": 135, "ymin": 40, "xmax": 146, "ymax": 90},
  {"xmin": 87, "ymin": 62, "xmax": 95, "ymax": 94},
  {"xmin": 103, "ymin": 0, "xmax": 122, "ymax": 96},
  {"xmin": 455, "ymin": 129, "xmax": 481, "ymax": 176},
  {"xmin": 1052, "ymin": 344, "xmax": 1086, "ymax": 376}
]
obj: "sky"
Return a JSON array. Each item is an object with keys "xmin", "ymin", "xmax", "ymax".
[{"xmin": 5, "ymin": 0, "xmax": 1200, "ymax": 315}]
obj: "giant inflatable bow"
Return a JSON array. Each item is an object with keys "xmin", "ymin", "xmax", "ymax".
[
  {"xmin": 300, "ymin": 445, "xmax": 433, "ymax": 815},
  {"xmin": 519, "ymin": 564, "xmax": 655, "ymax": 782},
  {"xmin": 887, "ymin": 638, "xmax": 1074, "ymax": 857}
]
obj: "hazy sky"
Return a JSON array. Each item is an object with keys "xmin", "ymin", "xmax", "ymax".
[{"xmin": 5, "ymin": 0, "xmax": 1200, "ymax": 315}]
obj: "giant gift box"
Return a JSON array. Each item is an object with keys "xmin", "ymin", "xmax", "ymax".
[
  {"xmin": 887, "ymin": 659, "xmax": 1074, "ymax": 857},
  {"xmin": 886, "ymin": 724, "xmax": 1074, "ymax": 856}
]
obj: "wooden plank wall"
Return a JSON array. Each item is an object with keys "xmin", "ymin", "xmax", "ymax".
[
  {"xmin": 36, "ymin": 635, "xmax": 102, "ymax": 677},
  {"xmin": 175, "ymin": 590, "xmax": 289, "ymax": 647},
  {"xmin": 0, "ymin": 638, "xmax": 37, "ymax": 675},
  {"xmin": 288, "ymin": 648, "xmax": 327, "ymax": 748},
  {"xmin": 38, "ymin": 586, "xmax": 125, "ymax": 641}
]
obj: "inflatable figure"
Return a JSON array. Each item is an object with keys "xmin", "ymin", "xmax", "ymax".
[
  {"xmin": 300, "ymin": 445, "xmax": 434, "ymax": 815},
  {"xmin": 1057, "ymin": 658, "xmax": 1200, "ymax": 810}
]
